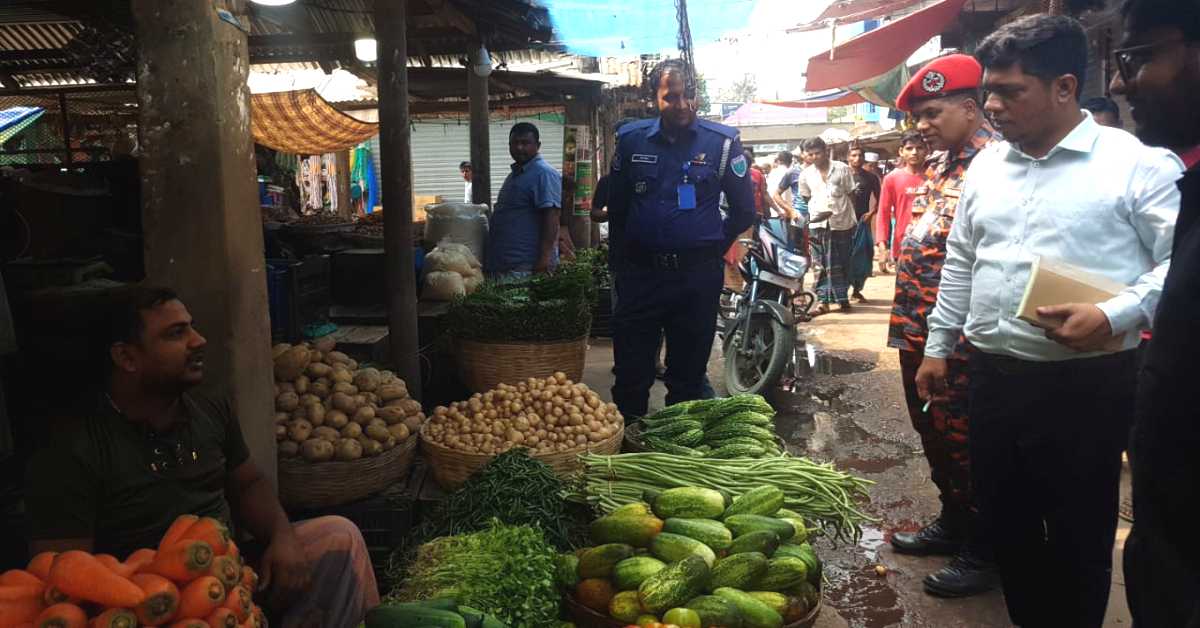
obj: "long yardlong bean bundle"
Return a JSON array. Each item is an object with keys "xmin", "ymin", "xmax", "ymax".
[{"xmin": 579, "ymin": 452, "xmax": 876, "ymax": 543}]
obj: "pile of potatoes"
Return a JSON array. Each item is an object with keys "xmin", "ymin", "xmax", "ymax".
[
  {"xmin": 423, "ymin": 372, "xmax": 623, "ymax": 456},
  {"xmin": 272, "ymin": 341, "xmax": 425, "ymax": 463}
]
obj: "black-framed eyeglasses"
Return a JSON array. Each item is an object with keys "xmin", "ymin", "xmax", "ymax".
[{"xmin": 1114, "ymin": 38, "xmax": 1183, "ymax": 83}]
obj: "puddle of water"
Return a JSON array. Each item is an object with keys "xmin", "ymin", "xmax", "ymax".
[
  {"xmin": 824, "ymin": 560, "xmax": 907, "ymax": 628},
  {"xmin": 840, "ymin": 455, "xmax": 905, "ymax": 474},
  {"xmin": 802, "ymin": 343, "xmax": 879, "ymax": 376}
]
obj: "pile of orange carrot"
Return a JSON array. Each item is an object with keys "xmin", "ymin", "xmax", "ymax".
[{"xmin": 0, "ymin": 515, "xmax": 266, "ymax": 628}]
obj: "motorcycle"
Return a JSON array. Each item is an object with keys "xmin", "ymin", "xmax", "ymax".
[{"xmin": 720, "ymin": 217, "xmax": 819, "ymax": 395}]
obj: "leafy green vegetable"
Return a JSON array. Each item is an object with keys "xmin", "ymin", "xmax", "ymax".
[
  {"xmin": 446, "ymin": 252, "xmax": 598, "ymax": 342},
  {"xmin": 387, "ymin": 521, "xmax": 560, "ymax": 628}
]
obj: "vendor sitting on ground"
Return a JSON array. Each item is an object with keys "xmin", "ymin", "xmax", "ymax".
[{"xmin": 23, "ymin": 285, "xmax": 379, "ymax": 628}]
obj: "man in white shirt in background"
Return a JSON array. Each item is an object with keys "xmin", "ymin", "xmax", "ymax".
[
  {"xmin": 459, "ymin": 160, "xmax": 473, "ymax": 202},
  {"xmin": 766, "ymin": 151, "xmax": 797, "ymax": 221},
  {"xmin": 798, "ymin": 137, "xmax": 858, "ymax": 314},
  {"xmin": 915, "ymin": 15, "xmax": 1182, "ymax": 627}
]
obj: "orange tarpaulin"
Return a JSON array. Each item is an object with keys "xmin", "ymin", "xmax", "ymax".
[
  {"xmin": 805, "ymin": 0, "xmax": 967, "ymax": 92},
  {"xmin": 251, "ymin": 89, "xmax": 379, "ymax": 155}
]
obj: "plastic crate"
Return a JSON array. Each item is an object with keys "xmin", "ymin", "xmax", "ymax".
[{"xmin": 266, "ymin": 256, "xmax": 331, "ymax": 343}]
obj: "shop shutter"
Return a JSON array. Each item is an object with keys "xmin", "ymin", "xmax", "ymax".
[{"xmin": 369, "ymin": 116, "xmax": 564, "ymax": 205}]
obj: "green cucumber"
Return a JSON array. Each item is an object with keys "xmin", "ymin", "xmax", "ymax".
[
  {"xmin": 723, "ymin": 486, "xmax": 785, "ymax": 518},
  {"xmin": 609, "ymin": 590, "xmax": 643, "ymax": 623},
  {"xmin": 724, "ymin": 514, "xmax": 796, "ymax": 541},
  {"xmin": 713, "ymin": 587, "xmax": 784, "ymax": 628},
  {"xmin": 685, "ymin": 595, "xmax": 744, "ymax": 628},
  {"xmin": 651, "ymin": 532, "xmax": 717, "ymax": 567},
  {"xmin": 613, "ymin": 556, "xmax": 667, "ymax": 591},
  {"xmin": 662, "ymin": 518, "xmax": 734, "ymax": 551},
  {"xmin": 755, "ymin": 557, "xmax": 809, "ymax": 591},
  {"xmin": 612, "ymin": 502, "xmax": 654, "ymax": 517},
  {"xmin": 652, "ymin": 487, "xmax": 727, "ymax": 519},
  {"xmin": 365, "ymin": 604, "xmax": 466, "ymax": 628},
  {"xmin": 578, "ymin": 543, "xmax": 635, "ymax": 578},
  {"xmin": 590, "ymin": 513, "xmax": 665, "ymax": 548},
  {"xmin": 745, "ymin": 592, "xmax": 790, "ymax": 618},
  {"xmin": 728, "ymin": 530, "xmax": 781, "ymax": 557},
  {"xmin": 555, "ymin": 553, "xmax": 580, "ymax": 589},
  {"xmin": 707, "ymin": 551, "xmax": 768, "ymax": 591},
  {"xmin": 638, "ymin": 555, "xmax": 711, "ymax": 614}
]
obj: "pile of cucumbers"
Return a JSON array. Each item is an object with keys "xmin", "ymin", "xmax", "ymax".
[
  {"xmin": 559, "ymin": 485, "xmax": 823, "ymax": 628},
  {"xmin": 638, "ymin": 395, "xmax": 783, "ymax": 459},
  {"xmin": 364, "ymin": 598, "xmax": 508, "ymax": 628}
]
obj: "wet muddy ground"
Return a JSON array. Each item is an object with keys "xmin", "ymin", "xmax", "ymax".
[{"xmin": 583, "ymin": 272, "xmax": 1132, "ymax": 627}]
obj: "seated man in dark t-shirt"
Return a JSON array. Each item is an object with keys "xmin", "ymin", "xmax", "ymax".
[{"xmin": 25, "ymin": 286, "xmax": 378, "ymax": 627}]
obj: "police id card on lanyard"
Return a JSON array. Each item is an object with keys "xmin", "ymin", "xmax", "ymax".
[{"xmin": 678, "ymin": 162, "xmax": 697, "ymax": 210}]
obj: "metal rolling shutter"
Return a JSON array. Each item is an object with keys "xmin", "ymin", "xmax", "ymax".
[{"xmin": 370, "ymin": 117, "xmax": 564, "ymax": 205}]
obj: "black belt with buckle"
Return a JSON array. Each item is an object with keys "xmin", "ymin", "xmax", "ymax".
[{"xmin": 626, "ymin": 245, "xmax": 721, "ymax": 271}]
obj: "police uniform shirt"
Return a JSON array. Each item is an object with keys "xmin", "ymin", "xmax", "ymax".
[{"xmin": 608, "ymin": 117, "xmax": 755, "ymax": 254}]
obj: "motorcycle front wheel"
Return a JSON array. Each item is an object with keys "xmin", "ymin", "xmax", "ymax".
[{"xmin": 723, "ymin": 312, "xmax": 794, "ymax": 396}]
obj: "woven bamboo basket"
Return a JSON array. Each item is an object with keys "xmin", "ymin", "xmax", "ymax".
[
  {"xmin": 278, "ymin": 435, "xmax": 417, "ymax": 509},
  {"xmin": 563, "ymin": 589, "xmax": 821, "ymax": 628},
  {"xmin": 419, "ymin": 421, "xmax": 623, "ymax": 491},
  {"xmin": 456, "ymin": 336, "xmax": 588, "ymax": 393}
]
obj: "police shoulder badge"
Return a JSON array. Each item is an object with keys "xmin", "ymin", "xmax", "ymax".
[
  {"xmin": 730, "ymin": 154, "xmax": 748, "ymax": 178},
  {"xmin": 921, "ymin": 70, "xmax": 946, "ymax": 94}
]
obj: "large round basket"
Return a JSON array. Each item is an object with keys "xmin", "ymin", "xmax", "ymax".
[
  {"xmin": 563, "ymin": 589, "xmax": 822, "ymax": 628},
  {"xmin": 419, "ymin": 422, "xmax": 623, "ymax": 491},
  {"xmin": 456, "ymin": 336, "xmax": 588, "ymax": 393},
  {"xmin": 278, "ymin": 435, "xmax": 417, "ymax": 509}
]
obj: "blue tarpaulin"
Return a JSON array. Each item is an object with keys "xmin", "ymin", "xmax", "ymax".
[
  {"xmin": 542, "ymin": 0, "xmax": 754, "ymax": 57},
  {"xmin": 0, "ymin": 106, "xmax": 44, "ymax": 143}
]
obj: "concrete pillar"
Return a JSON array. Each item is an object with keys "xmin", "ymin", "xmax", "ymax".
[
  {"xmin": 133, "ymin": 0, "xmax": 276, "ymax": 481},
  {"xmin": 376, "ymin": 0, "xmax": 423, "ymax": 400},
  {"xmin": 468, "ymin": 53, "xmax": 491, "ymax": 207}
]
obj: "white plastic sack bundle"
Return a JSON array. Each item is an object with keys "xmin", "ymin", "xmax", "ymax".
[
  {"xmin": 425, "ymin": 246, "xmax": 474, "ymax": 276},
  {"xmin": 436, "ymin": 240, "xmax": 482, "ymax": 269},
  {"xmin": 423, "ymin": 270, "xmax": 466, "ymax": 301}
]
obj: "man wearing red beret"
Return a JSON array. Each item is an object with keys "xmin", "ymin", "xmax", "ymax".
[{"xmin": 887, "ymin": 53, "xmax": 1002, "ymax": 598}]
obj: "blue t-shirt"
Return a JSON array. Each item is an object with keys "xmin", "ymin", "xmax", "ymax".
[{"xmin": 485, "ymin": 154, "xmax": 562, "ymax": 274}]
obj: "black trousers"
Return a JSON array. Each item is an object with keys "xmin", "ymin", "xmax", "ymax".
[
  {"xmin": 611, "ymin": 259, "xmax": 723, "ymax": 419},
  {"xmin": 969, "ymin": 350, "xmax": 1134, "ymax": 628}
]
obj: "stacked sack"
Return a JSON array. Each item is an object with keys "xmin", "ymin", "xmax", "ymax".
[
  {"xmin": 272, "ymin": 341, "xmax": 424, "ymax": 463},
  {"xmin": 422, "ymin": 240, "xmax": 484, "ymax": 301},
  {"xmin": 0, "ymin": 515, "xmax": 264, "ymax": 627}
]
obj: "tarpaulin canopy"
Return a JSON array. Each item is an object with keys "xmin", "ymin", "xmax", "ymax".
[
  {"xmin": 723, "ymin": 102, "xmax": 830, "ymax": 125},
  {"xmin": 0, "ymin": 106, "xmax": 44, "ymax": 143},
  {"xmin": 251, "ymin": 89, "xmax": 379, "ymax": 155},
  {"xmin": 805, "ymin": 0, "xmax": 966, "ymax": 92},
  {"xmin": 763, "ymin": 90, "xmax": 867, "ymax": 109},
  {"xmin": 790, "ymin": 0, "xmax": 926, "ymax": 32}
]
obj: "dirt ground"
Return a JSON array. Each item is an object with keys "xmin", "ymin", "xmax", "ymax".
[{"xmin": 582, "ymin": 271, "xmax": 1134, "ymax": 628}]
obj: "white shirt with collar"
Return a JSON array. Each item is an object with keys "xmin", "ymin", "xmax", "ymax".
[
  {"xmin": 798, "ymin": 160, "xmax": 858, "ymax": 231},
  {"xmin": 926, "ymin": 111, "xmax": 1184, "ymax": 362}
]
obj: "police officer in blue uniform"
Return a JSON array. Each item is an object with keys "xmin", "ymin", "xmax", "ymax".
[{"xmin": 608, "ymin": 59, "xmax": 756, "ymax": 419}]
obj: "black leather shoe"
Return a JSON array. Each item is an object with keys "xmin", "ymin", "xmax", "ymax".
[
  {"xmin": 891, "ymin": 518, "xmax": 964, "ymax": 556},
  {"xmin": 923, "ymin": 552, "xmax": 1001, "ymax": 598}
]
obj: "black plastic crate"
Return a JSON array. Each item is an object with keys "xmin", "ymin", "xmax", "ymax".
[{"xmin": 266, "ymin": 256, "xmax": 331, "ymax": 342}]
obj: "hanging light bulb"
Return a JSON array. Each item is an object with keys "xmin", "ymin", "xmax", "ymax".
[
  {"xmin": 249, "ymin": 0, "xmax": 297, "ymax": 5},
  {"xmin": 472, "ymin": 45, "xmax": 493, "ymax": 78},
  {"xmin": 355, "ymin": 38, "xmax": 378, "ymax": 62}
]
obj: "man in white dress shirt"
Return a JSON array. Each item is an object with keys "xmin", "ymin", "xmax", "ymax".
[{"xmin": 914, "ymin": 15, "xmax": 1183, "ymax": 627}]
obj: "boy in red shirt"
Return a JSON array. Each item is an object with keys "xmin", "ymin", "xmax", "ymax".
[{"xmin": 875, "ymin": 131, "xmax": 929, "ymax": 265}]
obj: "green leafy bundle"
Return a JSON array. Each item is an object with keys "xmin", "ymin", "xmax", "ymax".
[
  {"xmin": 410, "ymin": 448, "xmax": 589, "ymax": 551},
  {"xmin": 446, "ymin": 254, "xmax": 597, "ymax": 342},
  {"xmin": 387, "ymin": 522, "xmax": 560, "ymax": 628}
]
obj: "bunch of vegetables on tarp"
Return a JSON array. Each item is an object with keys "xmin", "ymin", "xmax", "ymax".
[
  {"xmin": 1, "ymin": 515, "xmax": 262, "ymax": 627},
  {"xmin": 445, "ymin": 251, "xmax": 599, "ymax": 343},
  {"xmin": 633, "ymin": 395, "xmax": 783, "ymax": 459},
  {"xmin": 559, "ymin": 485, "xmax": 823, "ymax": 628},
  {"xmin": 384, "ymin": 521, "xmax": 560, "ymax": 628},
  {"xmin": 576, "ymin": 395, "xmax": 874, "ymax": 544}
]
